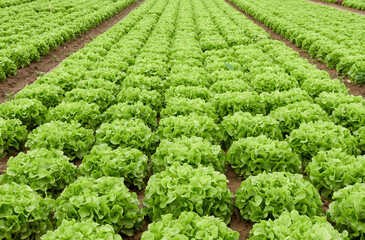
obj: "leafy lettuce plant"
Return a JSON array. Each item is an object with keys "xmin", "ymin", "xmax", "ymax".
[
  {"xmin": 161, "ymin": 98, "xmax": 218, "ymax": 121},
  {"xmin": 76, "ymin": 78, "xmax": 120, "ymax": 94},
  {"xmin": 0, "ymin": 148, "xmax": 77, "ymax": 197},
  {"xmin": 64, "ymin": 88, "xmax": 115, "ymax": 111},
  {"xmin": 221, "ymin": 111, "xmax": 283, "ymax": 146},
  {"xmin": 307, "ymin": 149, "xmax": 365, "ymax": 199},
  {"xmin": 212, "ymin": 91, "xmax": 266, "ymax": 118},
  {"xmin": 250, "ymin": 210, "xmax": 348, "ymax": 239},
  {"xmin": 269, "ymin": 101, "xmax": 328, "ymax": 135},
  {"xmin": 101, "ymin": 102, "xmax": 157, "ymax": 129},
  {"xmin": 122, "ymin": 74, "xmax": 166, "ymax": 93},
  {"xmin": 166, "ymin": 65, "xmax": 209, "ymax": 88},
  {"xmin": 261, "ymin": 88, "xmax": 313, "ymax": 113},
  {"xmin": 328, "ymin": 183, "xmax": 365, "ymax": 239},
  {"xmin": 95, "ymin": 119, "xmax": 157, "ymax": 153},
  {"xmin": 79, "ymin": 144, "xmax": 148, "ymax": 189},
  {"xmin": 157, "ymin": 115, "xmax": 223, "ymax": 145},
  {"xmin": 354, "ymin": 126, "xmax": 365, "ymax": 154},
  {"xmin": 0, "ymin": 183, "xmax": 54, "ymax": 240},
  {"xmin": 250, "ymin": 72, "xmax": 298, "ymax": 93},
  {"xmin": 144, "ymin": 164, "xmax": 233, "ymax": 224},
  {"xmin": 235, "ymin": 172, "xmax": 322, "ymax": 222},
  {"xmin": 331, "ymin": 103, "xmax": 365, "ymax": 132},
  {"xmin": 26, "ymin": 121, "xmax": 95, "ymax": 160},
  {"xmin": 151, "ymin": 136, "xmax": 225, "ymax": 173},
  {"xmin": 164, "ymin": 86, "xmax": 212, "ymax": 102},
  {"xmin": 55, "ymin": 177, "xmax": 144, "ymax": 236},
  {"xmin": 301, "ymin": 78, "xmax": 348, "ymax": 98},
  {"xmin": 117, "ymin": 87, "xmax": 163, "ymax": 112},
  {"xmin": 0, "ymin": 118, "xmax": 27, "ymax": 157},
  {"xmin": 210, "ymin": 79, "xmax": 252, "ymax": 93},
  {"xmin": 227, "ymin": 136, "xmax": 301, "ymax": 178},
  {"xmin": 0, "ymin": 98, "xmax": 47, "ymax": 129},
  {"xmin": 315, "ymin": 92, "xmax": 364, "ymax": 114},
  {"xmin": 286, "ymin": 121, "xmax": 359, "ymax": 165},
  {"xmin": 46, "ymin": 101, "xmax": 101, "ymax": 129},
  {"xmin": 141, "ymin": 212, "xmax": 239, "ymax": 240},
  {"xmin": 15, "ymin": 84, "xmax": 64, "ymax": 108},
  {"xmin": 41, "ymin": 219, "xmax": 122, "ymax": 240}
]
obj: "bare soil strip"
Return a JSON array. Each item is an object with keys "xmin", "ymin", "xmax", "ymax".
[
  {"xmin": 0, "ymin": 0, "xmax": 146, "ymax": 103},
  {"xmin": 307, "ymin": 0, "xmax": 365, "ymax": 15},
  {"xmin": 225, "ymin": 0, "xmax": 365, "ymax": 97}
]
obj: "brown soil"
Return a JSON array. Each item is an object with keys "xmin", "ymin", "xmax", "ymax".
[
  {"xmin": 307, "ymin": 0, "xmax": 365, "ymax": 15},
  {"xmin": 225, "ymin": 0, "xmax": 365, "ymax": 97},
  {"xmin": 0, "ymin": 0, "xmax": 146, "ymax": 103}
]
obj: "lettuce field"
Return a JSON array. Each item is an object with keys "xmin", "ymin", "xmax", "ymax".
[{"xmin": 0, "ymin": 0, "xmax": 364, "ymax": 239}]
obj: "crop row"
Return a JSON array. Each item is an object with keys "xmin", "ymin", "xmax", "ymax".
[
  {"xmin": 0, "ymin": 0, "xmax": 365, "ymax": 238},
  {"xmin": 230, "ymin": 0, "xmax": 365, "ymax": 84},
  {"xmin": 0, "ymin": 0, "xmax": 136, "ymax": 81},
  {"xmin": 0, "ymin": 0, "xmax": 35, "ymax": 8},
  {"xmin": 319, "ymin": 0, "xmax": 365, "ymax": 10}
]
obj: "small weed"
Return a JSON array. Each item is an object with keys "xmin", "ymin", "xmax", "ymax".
[
  {"xmin": 35, "ymin": 71, "xmax": 45, "ymax": 77},
  {"xmin": 4, "ymin": 92, "xmax": 13, "ymax": 99},
  {"xmin": 53, "ymin": 55, "xmax": 58, "ymax": 60}
]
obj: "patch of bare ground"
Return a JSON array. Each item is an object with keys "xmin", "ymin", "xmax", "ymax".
[
  {"xmin": 0, "ymin": 0, "xmax": 146, "ymax": 103},
  {"xmin": 307, "ymin": 0, "xmax": 365, "ymax": 15},
  {"xmin": 225, "ymin": 0, "xmax": 365, "ymax": 97}
]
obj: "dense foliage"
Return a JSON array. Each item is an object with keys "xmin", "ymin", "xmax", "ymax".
[
  {"xmin": 227, "ymin": 136, "xmax": 301, "ymax": 177},
  {"xmin": 79, "ymin": 144, "xmax": 148, "ymax": 189},
  {"xmin": 151, "ymin": 136, "xmax": 225, "ymax": 173},
  {"xmin": 101, "ymin": 102, "xmax": 157, "ymax": 129},
  {"xmin": 235, "ymin": 172, "xmax": 322, "ymax": 222},
  {"xmin": 26, "ymin": 121, "xmax": 95, "ymax": 160},
  {"xmin": 286, "ymin": 121, "xmax": 359, "ymax": 165},
  {"xmin": 41, "ymin": 219, "xmax": 122, "ymax": 240},
  {"xmin": 144, "ymin": 164, "xmax": 233, "ymax": 224},
  {"xmin": 157, "ymin": 115, "xmax": 223, "ymax": 144},
  {"xmin": 221, "ymin": 111, "xmax": 283, "ymax": 146},
  {"xmin": 161, "ymin": 98, "xmax": 218, "ymax": 121},
  {"xmin": 0, "ymin": 118, "xmax": 27, "ymax": 157},
  {"xmin": 307, "ymin": 149, "xmax": 365, "ymax": 199},
  {"xmin": 331, "ymin": 103, "xmax": 365, "ymax": 132},
  {"xmin": 250, "ymin": 210, "xmax": 348, "ymax": 239},
  {"xmin": 269, "ymin": 101, "xmax": 328, "ymax": 134},
  {"xmin": 328, "ymin": 183, "xmax": 365, "ymax": 238},
  {"xmin": 55, "ymin": 177, "xmax": 144, "ymax": 236},
  {"xmin": 141, "ymin": 212, "xmax": 239, "ymax": 240},
  {"xmin": 15, "ymin": 84, "xmax": 64, "ymax": 108},
  {"xmin": 0, "ymin": 98, "xmax": 47, "ymax": 129},
  {"xmin": 95, "ymin": 119, "xmax": 157, "ymax": 153},
  {"xmin": 0, "ymin": 148, "xmax": 77, "ymax": 197},
  {"xmin": 0, "ymin": 183, "xmax": 54, "ymax": 239},
  {"xmin": 46, "ymin": 101, "xmax": 101, "ymax": 129}
]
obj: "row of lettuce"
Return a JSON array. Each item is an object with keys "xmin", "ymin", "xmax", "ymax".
[
  {"xmin": 229, "ymin": 0, "xmax": 365, "ymax": 84},
  {"xmin": 0, "ymin": 0, "xmax": 365, "ymax": 239},
  {"xmin": 0, "ymin": 0, "xmax": 137, "ymax": 81},
  {"xmin": 320, "ymin": 0, "xmax": 365, "ymax": 10},
  {"xmin": 0, "ymin": 0, "xmax": 35, "ymax": 8}
]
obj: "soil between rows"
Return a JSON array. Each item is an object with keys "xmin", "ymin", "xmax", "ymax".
[
  {"xmin": 0, "ymin": 0, "xmax": 146, "ymax": 103},
  {"xmin": 225, "ymin": 0, "xmax": 365, "ymax": 98},
  {"xmin": 307, "ymin": 0, "xmax": 365, "ymax": 15}
]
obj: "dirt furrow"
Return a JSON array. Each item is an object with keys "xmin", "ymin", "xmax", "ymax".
[{"xmin": 306, "ymin": 0, "xmax": 365, "ymax": 15}]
